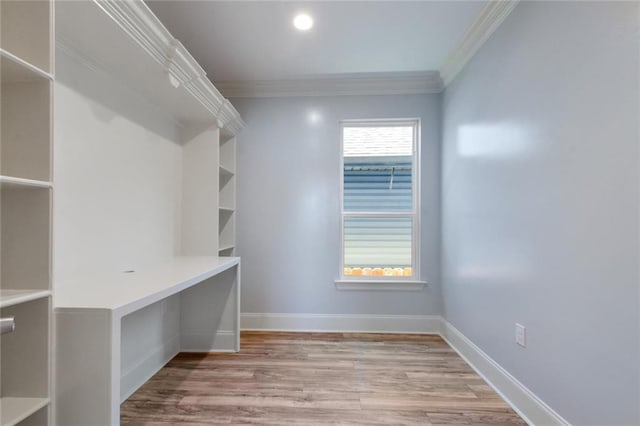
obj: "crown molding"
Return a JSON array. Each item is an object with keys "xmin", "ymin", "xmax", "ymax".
[
  {"xmin": 440, "ymin": 0, "xmax": 520, "ymax": 86},
  {"xmin": 96, "ymin": 1, "xmax": 208, "ymax": 87},
  {"xmin": 217, "ymin": 99, "xmax": 246, "ymax": 135},
  {"xmin": 211, "ymin": 1, "xmax": 518, "ymax": 98},
  {"xmin": 56, "ymin": 0, "xmax": 517, "ymax": 115},
  {"xmin": 217, "ymin": 72, "xmax": 444, "ymax": 98},
  {"xmin": 57, "ymin": 0, "xmax": 244, "ymax": 134}
]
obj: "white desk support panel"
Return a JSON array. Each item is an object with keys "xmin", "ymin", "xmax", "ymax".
[{"xmin": 54, "ymin": 256, "xmax": 240, "ymax": 426}]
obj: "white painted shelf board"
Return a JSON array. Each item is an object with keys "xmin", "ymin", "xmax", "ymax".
[
  {"xmin": 0, "ymin": 176, "xmax": 52, "ymax": 189},
  {"xmin": 219, "ymin": 165, "xmax": 235, "ymax": 178},
  {"xmin": 218, "ymin": 245, "xmax": 235, "ymax": 252},
  {"xmin": 219, "ymin": 206, "xmax": 235, "ymax": 213},
  {"xmin": 55, "ymin": 256, "xmax": 239, "ymax": 317},
  {"xmin": 0, "ymin": 49, "xmax": 53, "ymax": 83},
  {"xmin": 0, "ymin": 290, "xmax": 51, "ymax": 309},
  {"xmin": 0, "ymin": 397, "xmax": 50, "ymax": 426}
]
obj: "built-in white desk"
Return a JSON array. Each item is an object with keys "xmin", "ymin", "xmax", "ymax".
[{"xmin": 54, "ymin": 256, "xmax": 240, "ymax": 426}]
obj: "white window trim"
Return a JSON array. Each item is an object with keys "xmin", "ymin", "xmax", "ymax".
[{"xmin": 336, "ymin": 118, "xmax": 426, "ymax": 291}]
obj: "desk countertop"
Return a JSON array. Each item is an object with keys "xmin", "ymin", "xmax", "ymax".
[{"xmin": 54, "ymin": 256, "xmax": 240, "ymax": 317}]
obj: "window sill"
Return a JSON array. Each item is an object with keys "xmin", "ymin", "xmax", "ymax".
[{"xmin": 334, "ymin": 280, "xmax": 427, "ymax": 291}]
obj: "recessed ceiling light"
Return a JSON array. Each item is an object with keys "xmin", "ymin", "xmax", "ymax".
[{"xmin": 293, "ymin": 13, "xmax": 313, "ymax": 31}]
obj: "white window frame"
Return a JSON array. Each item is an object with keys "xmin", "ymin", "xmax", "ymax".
[{"xmin": 335, "ymin": 118, "xmax": 426, "ymax": 291}]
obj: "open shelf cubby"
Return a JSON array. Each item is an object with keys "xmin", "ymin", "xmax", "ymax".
[
  {"xmin": 218, "ymin": 247, "xmax": 235, "ymax": 257},
  {"xmin": 1, "ymin": 398, "xmax": 49, "ymax": 426},
  {"xmin": 1, "ymin": 186, "xmax": 51, "ymax": 293},
  {"xmin": 0, "ymin": 297, "xmax": 50, "ymax": 426},
  {"xmin": 219, "ymin": 135, "xmax": 235, "ymax": 172},
  {"xmin": 1, "ymin": 53, "xmax": 52, "ymax": 183},
  {"xmin": 218, "ymin": 210, "xmax": 235, "ymax": 252},
  {"xmin": 219, "ymin": 165, "xmax": 234, "ymax": 181},
  {"xmin": 219, "ymin": 177, "xmax": 235, "ymax": 212},
  {"xmin": 0, "ymin": 1, "xmax": 52, "ymax": 74}
]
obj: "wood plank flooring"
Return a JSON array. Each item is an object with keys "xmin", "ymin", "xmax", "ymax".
[{"xmin": 121, "ymin": 332, "xmax": 526, "ymax": 425}]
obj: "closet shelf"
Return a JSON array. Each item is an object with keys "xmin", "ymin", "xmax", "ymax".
[
  {"xmin": 218, "ymin": 245, "xmax": 235, "ymax": 252},
  {"xmin": 55, "ymin": 0, "xmax": 244, "ymax": 133},
  {"xmin": 0, "ymin": 49, "xmax": 54, "ymax": 83},
  {"xmin": 219, "ymin": 206, "xmax": 235, "ymax": 214},
  {"xmin": 0, "ymin": 290, "xmax": 51, "ymax": 309},
  {"xmin": 0, "ymin": 176, "xmax": 53, "ymax": 189},
  {"xmin": 0, "ymin": 397, "xmax": 50, "ymax": 426},
  {"xmin": 219, "ymin": 165, "xmax": 235, "ymax": 178}
]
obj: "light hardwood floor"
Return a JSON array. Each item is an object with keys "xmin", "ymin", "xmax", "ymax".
[{"xmin": 121, "ymin": 332, "xmax": 526, "ymax": 425}]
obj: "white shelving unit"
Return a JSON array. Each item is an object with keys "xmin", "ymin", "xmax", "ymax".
[
  {"xmin": 1, "ymin": 1, "xmax": 53, "ymax": 425},
  {"xmin": 218, "ymin": 132, "xmax": 237, "ymax": 256},
  {"xmin": 52, "ymin": 1, "xmax": 244, "ymax": 424}
]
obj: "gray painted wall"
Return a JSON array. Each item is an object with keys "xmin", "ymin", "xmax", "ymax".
[
  {"xmin": 441, "ymin": 2, "xmax": 639, "ymax": 425},
  {"xmin": 233, "ymin": 94, "xmax": 441, "ymax": 316}
]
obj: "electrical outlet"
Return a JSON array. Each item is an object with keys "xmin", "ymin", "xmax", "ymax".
[{"xmin": 515, "ymin": 323, "xmax": 526, "ymax": 347}]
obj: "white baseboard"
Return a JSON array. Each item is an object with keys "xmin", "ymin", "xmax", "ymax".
[
  {"xmin": 241, "ymin": 312, "xmax": 443, "ymax": 334},
  {"xmin": 120, "ymin": 335, "xmax": 180, "ymax": 403},
  {"xmin": 181, "ymin": 330, "xmax": 239, "ymax": 352},
  {"xmin": 440, "ymin": 320, "xmax": 570, "ymax": 426}
]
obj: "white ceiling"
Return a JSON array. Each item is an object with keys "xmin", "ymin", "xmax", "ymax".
[{"xmin": 146, "ymin": 1, "xmax": 487, "ymax": 84}]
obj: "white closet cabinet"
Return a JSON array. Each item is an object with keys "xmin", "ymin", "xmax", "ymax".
[{"xmin": 0, "ymin": 1, "xmax": 53, "ymax": 425}]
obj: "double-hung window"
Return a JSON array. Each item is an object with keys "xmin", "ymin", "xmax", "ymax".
[{"xmin": 338, "ymin": 119, "xmax": 421, "ymax": 287}]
